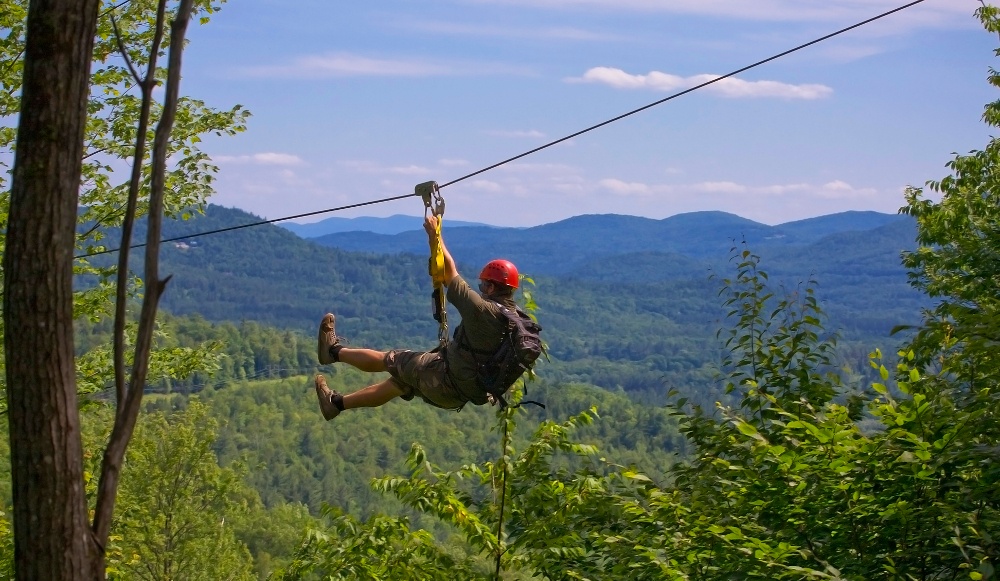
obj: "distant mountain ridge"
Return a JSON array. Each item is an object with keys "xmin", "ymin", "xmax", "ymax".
[
  {"xmin": 284, "ymin": 210, "xmax": 905, "ymax": 243},
  {"xmin": 303, "ymin": 210, "xmax": 912, "ymax": 277},
  {"xmin": 281, "ymin": 214, "xmax": 495, "ymax": 238}
]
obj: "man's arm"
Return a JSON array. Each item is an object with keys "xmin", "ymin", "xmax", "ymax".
[{"xmin": 425, "ymin": 215, "xmax": 459, "ymax": 285}]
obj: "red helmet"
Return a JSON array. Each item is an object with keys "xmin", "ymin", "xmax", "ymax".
[{"xmin": 479, "ymin": 259, "xmax": 519, "ymax": 289}]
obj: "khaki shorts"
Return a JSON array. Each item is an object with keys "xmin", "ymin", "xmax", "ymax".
[{"xmin": 384, "ymin": 350, "xmax": 467, "ymax": 410}]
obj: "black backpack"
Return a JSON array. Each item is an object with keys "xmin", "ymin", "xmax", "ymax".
[{"xmin": 458, "ymin": 303, "xmax": 543, "ymax": 404}]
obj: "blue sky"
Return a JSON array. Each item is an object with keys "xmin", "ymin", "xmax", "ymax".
[{"xmin": 182, "ymin": 0, "xmax": 989, "ymax": 227}]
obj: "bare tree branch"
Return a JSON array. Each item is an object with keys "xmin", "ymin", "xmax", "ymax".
[
  {"xmin": 109, "ymin": 12, "xmax": 142, "ymax": 85},
  {"xmin": 92, "ymin": 0, "xmax": 195, "ymax": 555},
  {"xmin": 111, "ymin": 0, "xmax": 164, "ymax": 413}
]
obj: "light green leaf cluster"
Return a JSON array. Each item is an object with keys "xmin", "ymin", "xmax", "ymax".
[
  {"xmin": 900, "ymin": 5, "xmax": 1000, "ymax": 377},
  {"xmin": 75, "ymin": 323, "xmax": 222, "ymax": 398},
  {"xmin": 274, "ymin": 505, "xmax": 487, "ymax": 580},
  {"xmin": 0, "ymin": 0, "xmax": 250, "ymax": 409},
  {"xmin": 84, "ymin": 400, "xmax": 257, "ymax": 581},
  {"xmin": 79, "ymin": 0, "xmax": 249, "ymax": 243}
]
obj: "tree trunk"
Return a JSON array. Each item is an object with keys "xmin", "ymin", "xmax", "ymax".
[{"xmin": 3, "ymin": 1, "xmax": 101, "ymax": 578}]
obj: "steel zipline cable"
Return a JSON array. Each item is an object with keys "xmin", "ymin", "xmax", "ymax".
[
  {"xmin": 79, "ymin": 0, "xmax": 926, "ymax": 259},
  {"xmin": 77, "ymin": 193, "xmax": 418, "ymax": 258}
]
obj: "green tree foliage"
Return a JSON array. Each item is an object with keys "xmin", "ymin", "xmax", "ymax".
[
  {"xmin": 900, "ymin": 7, "xmax": 1000, "ymax": 375},
  {"xmin": 0, "ymin": 506, "xmax": 11, "ymax": 579},
  {"xmin": 65, "ymin": 400, "xmax": 320, "ymax": 580},
  {"xmin": 275, "ymin": 506, "xmax": 487, "ymax": 580},
  {"xmin": 192, "ymin": 373, "xmax": 680, "ymax": 519},
  {"xmin": 230, "ymin": 501, "xmax": 317, "ymax": 580},
  {"xmin": 85, "ymin": 401, "xmax": 257, "ymax": 580},
  {"xmin": 75, "ymin": 0, "xmax": 249, "ymax": 242},
  {"xmin": 0, "ymin": 0, "xmax": 249, "ymax": 409},
  {"xmin": 75, "ymin": 321, "xmax": 223, "ymax": 401},
  {"xmin": 289, "ymin": 243, "xmax": 993, "ymax": 580}
]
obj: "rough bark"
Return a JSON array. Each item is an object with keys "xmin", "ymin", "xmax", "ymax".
[{"xmin": 3, "ymin": 1, "xmax": 101, "ymax": 579}]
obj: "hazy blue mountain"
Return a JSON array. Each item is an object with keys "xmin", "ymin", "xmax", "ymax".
[
  {"xmin": 307, "ymin": 211, "xmax": 768, "ymax": 275},
  {"xmin": 138, "ymin": 205, "xmax": 923, "ymax": 327},
  {"xmin": 771, "ymin": 211, "xmax": 910, "ymax": 243},
  {"xmin": 281, "ymin": 214, "xmax": 494, "ymax": 238},
  {"xmin": 307, "ymin": 210, "xmax": 915, "ymax": 278}
]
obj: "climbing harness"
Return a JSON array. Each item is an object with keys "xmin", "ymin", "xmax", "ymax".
[{"xmin": 417, "ymin": 181, "xmax": 449, "ymax": 347}]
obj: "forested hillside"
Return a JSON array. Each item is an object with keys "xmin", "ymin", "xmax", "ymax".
[
  {"xmin": 195, "ymin": 376, "xmax": 683, "ymax": 519},
  {"xmin": 93, "ymin": 204, "xmax": 924, "ymax": 404}
]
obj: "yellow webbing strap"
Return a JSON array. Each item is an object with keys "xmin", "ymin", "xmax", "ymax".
[{"xmin": 416, "ymin": 181, "xmax": 448, "ymax": 346}]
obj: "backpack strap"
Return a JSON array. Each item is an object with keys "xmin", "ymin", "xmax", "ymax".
[
  {"xmin": 455, "ymin": 299, "xmax": 514, "ymax": 356},
  {"xmin": 455, "ymin": 325, "xmax": 499, "ymax": 357}
]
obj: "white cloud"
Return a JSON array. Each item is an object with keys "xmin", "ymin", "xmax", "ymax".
[
  {"xmin": 439, "ymin": 158, "xmax": 470, "ymax": 167},
  {"xmin": 388, "ymin": 165, "xmax": 434, "ymax": 176},
  {"xmin": 239, "ymin": 52, "xmax": 535, "ymax": 79},
  {"xmin": 339, "ymin": 160, "xmax": 433, "ymax": 175},
  {"xmin": 215, "ymin": 153, "xmax": 306, "ymax": 166},
  {"xmin": 498, "ymin": 161, "xmax": 580, "ymax": 174},
  {"xmin": 819, "ymin": 180, "xmax": 878, "ymax": 199},
  {"xmin": 470, "ymin": 180, "xmax": 504, "ymax": 192},
  {"xmin": 467, "ymin": 0, "xmax": 972, "ymax": 28},
  {"xmin": 824, "ymin": 180, "xmax": 853, "ymax": 191},
  {"xmin": 596, "ymin": 177, "xmax": 878, "ymax": 201},
  {"xmin": 818, "ymin": 43, "xmax": 886, "ymax": 63},
  {"xmin": 486, "ymin": 129, "xmax": 547, "ymax": 138},
  {"xmin": 599, "ymin": 178, "xmax": 654, "ymax": 195},
  {"xmin": 243, "ymin": 53, "xmax": 452, "ymax": 78},
  {"xmin": 693, "ymin": 181, "xmax": 748, "ymax": 194},
  {"xmin": 338, "ymin": 160, "xmax": 380, "ymax": 172},
  {"xmin": 399, "ymin": 19, "xmax": 621, "ymax": 41},
  {"xmin": 570, "ymin": 67, "xmax": 833, "ymax": 99},
  {"xmin": 755, "ymin": 183, "xmax": 812, "ymax": 195}
]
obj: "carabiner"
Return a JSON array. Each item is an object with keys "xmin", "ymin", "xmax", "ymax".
[{"xmin": 416, "ymin": 181, "xmax": 445, "ymax": 218}]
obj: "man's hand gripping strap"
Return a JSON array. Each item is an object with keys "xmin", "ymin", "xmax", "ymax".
[{"xmin": 418, "ymin": 181, "xmax": 448, "ymax": 346}]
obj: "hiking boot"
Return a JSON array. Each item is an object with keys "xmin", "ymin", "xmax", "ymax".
[
  {"xmin": 317, "ymin": 313, "xmax": 342, "ymax": 365},
  {"xmin": 315, "ymin": 374, "xmax": 342, "ymax": 421}
]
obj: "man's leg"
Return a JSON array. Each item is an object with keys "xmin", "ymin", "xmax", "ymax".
[
  {"xmin": 314, "ymin": 375, "xmax": 405, "ymax": 421},
  {"xmin": 342, "ymin": 378, "xmax": 405, "ymax": 408},
  {"xmin": 336, "ymin": 347, "xmax": 388, "ymax": 373}
]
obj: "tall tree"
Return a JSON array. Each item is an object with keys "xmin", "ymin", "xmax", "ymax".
[
  {"xmin": 3, "ymin": 1, "xmax": 103, "ymax": 578},
  {"xmin": 2, "ymin": 0, "xmax": 230, "ymax": 577}
]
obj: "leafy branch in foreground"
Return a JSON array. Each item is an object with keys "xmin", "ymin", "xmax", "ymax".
[
  {"xmin": 274, "ymin": 505, "xmax": 486, "ymax": 580},
  {"xmin": 274, "ymin": 240, "xmax": 997, "ymax": 580}
]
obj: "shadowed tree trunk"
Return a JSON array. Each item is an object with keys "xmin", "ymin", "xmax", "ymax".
[{"xmin": 3, "ymin": 1, "xmax": 102, "ymax": 578}]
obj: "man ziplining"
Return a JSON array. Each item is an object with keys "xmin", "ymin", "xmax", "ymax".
[{"xmin": 313, "ymin": 214, "xmax": 533, "ymax": 420}]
